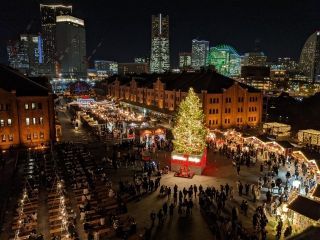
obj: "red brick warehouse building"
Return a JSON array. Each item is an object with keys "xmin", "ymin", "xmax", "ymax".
[
  {"xmin": 106, "ymin": 70, "xmax": 263, "ymax": 129},
  {"xmin": 0, "ymin": 65, "xmax": 55, "ymax": 150}
]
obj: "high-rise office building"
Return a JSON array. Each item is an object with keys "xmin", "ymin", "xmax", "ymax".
[
  {"xmin": 118, "ymin": 63, "xmax": 149, "ymax": 75},
  {"xmin": 7, "ymin": 34, "xmax": 44, "ymax": 76},
  {"xmin": 150, "ymin": 13, "xmax": 170, "ymax": 73},
  {"xmin": 56, "ymin": 16, "xmax": 87, "ymax": 78},
  {"xmin": 191, "ymin": 39, "xmax": 209, "ymax": 70},
  {"xmin": 242, "ymin": 52, "xmax": 267, "ymax": 67},
  {"xmin": 207, "ymin": 45, "xmax": 241, "ymax": 77},
  {"xmin": 179, "ymin": 52, "xmax": 192, "ymax": 69},
  {"xmin": 40, "ymin": 3, "xmax": 72, "ymax": 75},
  {"xmin": 94, "ymin": 60, "xmax": 118, "ymax": 76},
  {"xmin": 299, "ymin": 31, "xmax": 320, "ymax": 83}
]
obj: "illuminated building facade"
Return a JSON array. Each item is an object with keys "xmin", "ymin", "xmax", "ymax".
[
  {"xmin": 118, "ymin": 63, "xmax": 149, "ymax": 75},
  {"xmin": 299, "ymin": 31, "xmax": 320, "ymax": 83},
  {"xmin": 150, "ymin": 14, "xmax": 170, "ymax": 73},
  {"xmin": 7, "ymin": 34, "xmax": 43, "ymax": 76},
  {"xmin": 94, "ymin": 60, "xmax": 118, "ymax": 77},
  {"xmin": 179, "ymin": 52, "xmax": 192, "ymax": 69},
  {"xmin": 56, "ymin": 16, "xmax": 87, "ymax": 78},
  {"xmin": 207, "ymin": 45, "xmax": 241, "ymax": 77},
  {"xmin": 242, "ymin": 52, "xmax": 267, "ymax": 67},
  {"xmin": 191, "ymin": 39, "xmax": 209, "ymax": 70},
  {"xmin": 106, "ymin": 71, "xmax": 262, "ymax": 129},
  {"xmin": 40, "ymin": 3, "xmax": 72, "ymax": 76},
  {"xmin": 0, "ymin": 65, "xmax": 55, "ymax": 150}
]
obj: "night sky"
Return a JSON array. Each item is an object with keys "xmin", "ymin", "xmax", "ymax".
[{"xmin": 1, "ymin": 0, "xmax": 320, "ymax": 67}]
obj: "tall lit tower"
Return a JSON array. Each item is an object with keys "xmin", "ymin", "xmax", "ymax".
[
  {"xmin": 150, "ymin": 13, "xmax": 170, "ymax": 73},
  {"xmin": 299, "ymin": 31, "xmax": 320, "ymax": 83},
  {"xmin": 191, "ymin": 39, "xmax": 209, "ymax": 70},
  {"xmin": 56, "ymin": 16, "xmax": 87, "ymax": 79},
  {"xmin": 40, "ymin": 3, "xmax": 72, "ymax": 76}
]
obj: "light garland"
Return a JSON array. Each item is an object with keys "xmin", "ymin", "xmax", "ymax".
[{"xmin": 14, "ymin": 188, "xmax": 28, "ymax": 240}]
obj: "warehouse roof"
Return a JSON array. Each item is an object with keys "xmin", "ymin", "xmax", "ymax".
[{"xmin": 0, "ymin": 64, "xmax": 50, "ymax": 96}]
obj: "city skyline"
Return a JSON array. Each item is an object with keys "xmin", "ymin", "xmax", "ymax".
[{"xmin": 1, "ymin": 0, "xmax": 320, "ymax": 67}]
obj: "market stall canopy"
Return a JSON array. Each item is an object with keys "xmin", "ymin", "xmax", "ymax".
[
  {"xmin": 288, "ymin": 196, "xmax": 320, "ymax": 221},
  {"xmin": 312, "ymin": 184, "xmax": 320, "ymax": 199},
  {"xmin": 287, "ymin": 226, "xmax": 320, "ymax": 240}
]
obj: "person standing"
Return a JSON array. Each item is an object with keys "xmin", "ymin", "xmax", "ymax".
[{"xmin": 169, "ymin": 203, "xmax": 174, "ymax": 217}]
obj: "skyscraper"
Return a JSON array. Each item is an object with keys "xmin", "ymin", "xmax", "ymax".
[
  {"xmin": 40, "ymin": 3, "xmax": 72, "ymax": 76},
  {"xmin": 179, "ymin": 52, "xmax": 192, "ymax": 69},
  {"xmin": 150, "ymin": 13, "xmax": 170, "ymax": 73},
  {"xmin": 7, "ymin": 34, "xmax": 43, "ymax": 76},
  {"xmin": 191, "ymin": 39, "xmax": 209, "ymax": 70},
  {"xmin": 207, "ymin": 45, "xmax": 241, "ymax": 77},
  {"xmin": 299, "ymin": 31, "xmax": 320, "ymax": 82},
  {"xmin": 56, "ymin": 16, "xmax": 87, "ymax": 78}
]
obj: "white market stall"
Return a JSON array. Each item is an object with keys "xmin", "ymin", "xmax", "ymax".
[
  {"xmin": 298, "ymin": 129, "xmax": 320, "ymax": 146},
  {"xmin": 263, "ymin": 122, "xmax": 291, "ymax": 138}
]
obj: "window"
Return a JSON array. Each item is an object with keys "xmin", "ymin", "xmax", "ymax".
[
  {"xmin": 25, "ymin": 104, "xmax": 29, "ymax": 110},
  {"xmin": 216, "ymin": 109, "xmax": 219, "ymax": 114},
  {"xmin": 27, "ymin": 134, "xmax": 31, "ymax": 140},
  {"xmin": 33, "ymin": 133, "xmax": 38, "ymax": 139},
  {"xmin": 212, "ymin": 98, "xmax": 215, "ymax": 103},
  {"xmin": 26, "ymin": 118, "xmax": 30, "ymax": 126},
  {"xmin": 225, "ymin": 108, "xmax": 228, "ymax": 114},
  {"xmin": 209, "ymin": 109, "xmax": 212, "ymax": 114},
  {"xmin": 216, "ymin": 98, "xmax": 219, "ymax": 103},
  {"xmin": 0, "ymin": 119, "xmax": 4, "ymax": 127},
  {"xmin": 1, "ymin": 134, "xmax": 6, "ymax": 142},
  {"xmin": 225, "ymin": 119, "xmax": 227, "ymax": 124},
  {"xmin": 31, "ymin": 103, "xmax": 36, "ymax": 109},
  {"xmin": 40, "ymin": 132, "xmax": 44, "ymax": 139},
  {"xmin": 0, "ymin": 104, "xmax": 3, "ymax": 111},
  {"xmin": 228, "ymin": 119, "xmax": 230, "ymax": 124},
  {"xmin": 212, "ymin": 109, "xmax": 215, "ymax": 114},
  {"xmin": 40, "ymin": 117, "xmax": 44, "ymax": 125},
  {"xmin": 32, "ymin": 118, "xmax": 37, "ymax": 125},
  {"xmin": 216, "ymin": 120, "xmax": 218, "ymax": 124},
  {"xmin": 8, "ymin": 134, "xmax": 13, "ymax": 141},
  {"xmin": 209, "ymin": 98, "xmax": 212, "ymax": 104},
  {"xmin": 209, "ymin": 120, "xmax": 211, "ymax": 125},
  {"xmin": 7, "ymin": 119, "xmax": 12, "ymax": 126},
  {"xmin": 228, "ymin": 108, "xmax": 231, "ymax": 113}
]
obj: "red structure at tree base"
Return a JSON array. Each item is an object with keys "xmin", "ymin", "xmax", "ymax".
[{"xmin": 171, "ymin": 148, "xmax": 207, "ymax": 176}]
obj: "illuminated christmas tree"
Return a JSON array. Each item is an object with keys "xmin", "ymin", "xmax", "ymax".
[{"xmin": 172, "ymin": 88, "xmax": 207, "ymax": 155}]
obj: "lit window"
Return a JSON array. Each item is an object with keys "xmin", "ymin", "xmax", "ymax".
[
  {"xmin": 38, "ymin": 103, "xmax": 42, "ymax": 109},
  {"xmin": 7, "ymin": 119, "xmax": 12, "ymax": 126},
  {"xmin": 31, "ymin": 103, "xmax": 36, "ymax": 109},
  {"xmin": 1, "ymin": 134, "xmax": 6, "ymax": 142},
  {"xmin": 26, "ymin": 118, "xmax": 30, "ymax": 126},
  {"xmin": 39, "ymin": 117, "xmax": 43, "ymax": 125},
  {"xmin": 8, "ymin": 134, "xmax": 13, "ymax": 141},
  {"xmin": 27, "ymin": 134, "xmax": 31, "ymax": 140},
  {"xmin": 0, "ymin": 119, "xmax": 4, "ymax": 127},
  {"xmin": 32, "ymin": 118, "xmax": 37, "ymax": 125},
  {"xmin": 40, "ymin": 132, "xmax": 44, "ymax": 139},
  {"xmin": 25, "ymin": 104, "xmax": 29, "ymax": 110},
  {"xmin": 33, "ymin": 133, "xmax": 38, "ymax": 139}
]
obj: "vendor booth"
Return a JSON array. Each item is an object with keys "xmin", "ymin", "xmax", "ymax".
[
  {"xmin": 287, "ymin": 196, "xmax": 320, "ymax": 233},
  {"xmin": 138, "ymin": 127, "xmax": 166, "ymax": 148},
  {"xmin": 263, "ymin": 122, "xmax": 291, "ymax": 138},
  {"xmin": 298, "ymin": 129, "xmax": 320, "ymax": 146}
]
